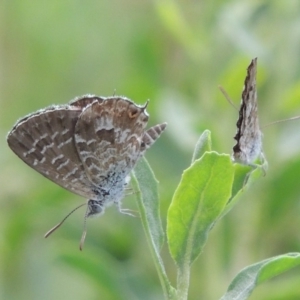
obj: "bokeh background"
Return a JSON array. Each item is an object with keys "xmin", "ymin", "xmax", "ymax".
[{"xmin": 2, "ymin": 1, "xmax": 300, "ymax": 299}]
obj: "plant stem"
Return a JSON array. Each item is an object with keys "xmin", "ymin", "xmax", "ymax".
[{"xmin": 176, "ymin": 262, "xmax": 190, "ymax": 300}]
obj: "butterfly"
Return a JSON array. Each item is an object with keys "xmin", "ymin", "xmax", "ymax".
[
  {"xmin": 7, "ymin": 95, "xmax": 167, "ymax": 249},
  {"xmin": 232, "ymin": 58, "xmax": 267, "ymax": 169}
]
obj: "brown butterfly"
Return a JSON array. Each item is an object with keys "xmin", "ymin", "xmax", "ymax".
[
  {"xmin": 232, "ymin": 58, "xmax": 267, "ymax": 170},
  {"xmin": 7, "ymin": 95, "xmax": 167, "ymax": 249}
]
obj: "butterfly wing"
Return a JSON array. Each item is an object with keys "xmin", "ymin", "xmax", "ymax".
[
  {"xmin": 7, "ymin": 105, "xmax": 96, "ymax": 199},
  {"xmin": 74, "ymin": 97, "xmax": 149, "ymax": 187},
  {"xmin": 140, "ymin": 123, "xmax": 167, "ymax": 156},
  {"xmin": 70, "ymin": 94, "xmax": 105, "ymax": 109},
  {"xmin": 233, "ymin": 58, "xmax": 263, "ymax": 164}
]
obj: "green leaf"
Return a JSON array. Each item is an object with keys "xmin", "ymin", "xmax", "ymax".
[
  {"xmin": 132, "ymin": 157, "xmax": 176, "ymax": 300},
  {"xmin": 219, "ymin": 163, "xmax": 253, "ymax": 218},
  {"xmin": 220, "ymin": 253, "xmax": 300, "ymax": 300},
  {"xmin": 132, "ymin": 157, "xmax": 164, "ymax": 251},
  {"xmin": 191, "ymin": 130, "xmax": 212, "ymax": 163},
  {"xmin": 167, "ymin": 152, "xmax": 234, "ymax": 266},
  {"xmin": 219, "ymin": 162, "xmax": 266, "ymax": 219}
]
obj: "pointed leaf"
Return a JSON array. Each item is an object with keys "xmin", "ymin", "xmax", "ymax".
[
  {"xmin": 220, "ymin": 163, "xmax": 266, "ymax": 219},
  {"xmin": 132, "ymin": 158, "xmax": 176, "ymax": 299},
  {"xmin": 191, "ymin": 130, "xmax": 212, "ymax": 162},
  {"xmin": 220, "ymin": 253, "xmax": 300, "ymax": 300},
  {"xmin": 167, "ymin": 152, "xmax": 234, "ymax": 266},
  {"xmin": 132, "ymin": 157, "xmax": 164, "ymax": 253}
]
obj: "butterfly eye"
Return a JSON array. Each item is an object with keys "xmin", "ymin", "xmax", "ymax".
[{"xmin": 87, "ymin": 199, "xmax": 104, "ymax": 217}]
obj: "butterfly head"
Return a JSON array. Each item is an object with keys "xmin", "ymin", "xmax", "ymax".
[{"xmin": 86, "ymin": 199, "xmax": 105, "ymax": 217}]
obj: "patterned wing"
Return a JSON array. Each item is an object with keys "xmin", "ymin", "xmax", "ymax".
[
  {"xmin": 74, "ymin": 97, "xmax": 149, "ymax": 186},
  {"xmin": 233, "ymin": 58, "xmax": 262, "ymax": 164},
  {"xmin": 70, "ymin": 94, "xmax": 105, "ymax": 109},
  {"xmin": 140, "ymin": 123, "xmax": 167, "ymax": 156},
  {"xmin": 7, "ymin": 105, "xmax": 96, "ymax": 199}
]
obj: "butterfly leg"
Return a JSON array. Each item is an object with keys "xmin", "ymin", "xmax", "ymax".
[
  {"xmin": 259, "ymin": 152, "xmax": 268, "ymax": 176},
  {"xmin": 115, "ymin": 200, "xmax": 137, "ymax": 217}
]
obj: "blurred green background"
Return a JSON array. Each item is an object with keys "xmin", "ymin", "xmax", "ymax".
[{"xmin": 2, "ymin": 1, "xmax": 300, "ymax": 299}]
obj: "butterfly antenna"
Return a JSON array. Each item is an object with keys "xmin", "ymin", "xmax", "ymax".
[
  {"xmin": 263, "ymin": 116, "xmax": 300, "ymax": 129},
  {"xmin": 44, "ymin": 203, "xmax": 86, "ymax": 238},
  {"xmin": 79, "ymin": 207, "xmax": 89, "ymax": 251},
  {"xmin": 218, "ymin": 85, "xmax": 238, "ymax": 110},
  {"xmin": 142, "ymin": 100, "xmax": 149, "ymax": 111}
]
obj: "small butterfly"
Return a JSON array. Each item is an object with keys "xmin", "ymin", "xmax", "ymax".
[
  {"xmin": 7, "ymin": 95, "xmax": 167, "ymax": 249},
  {"xmin": 232, "ymin": 58, "xmax": 267, "ymax": 170}
]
